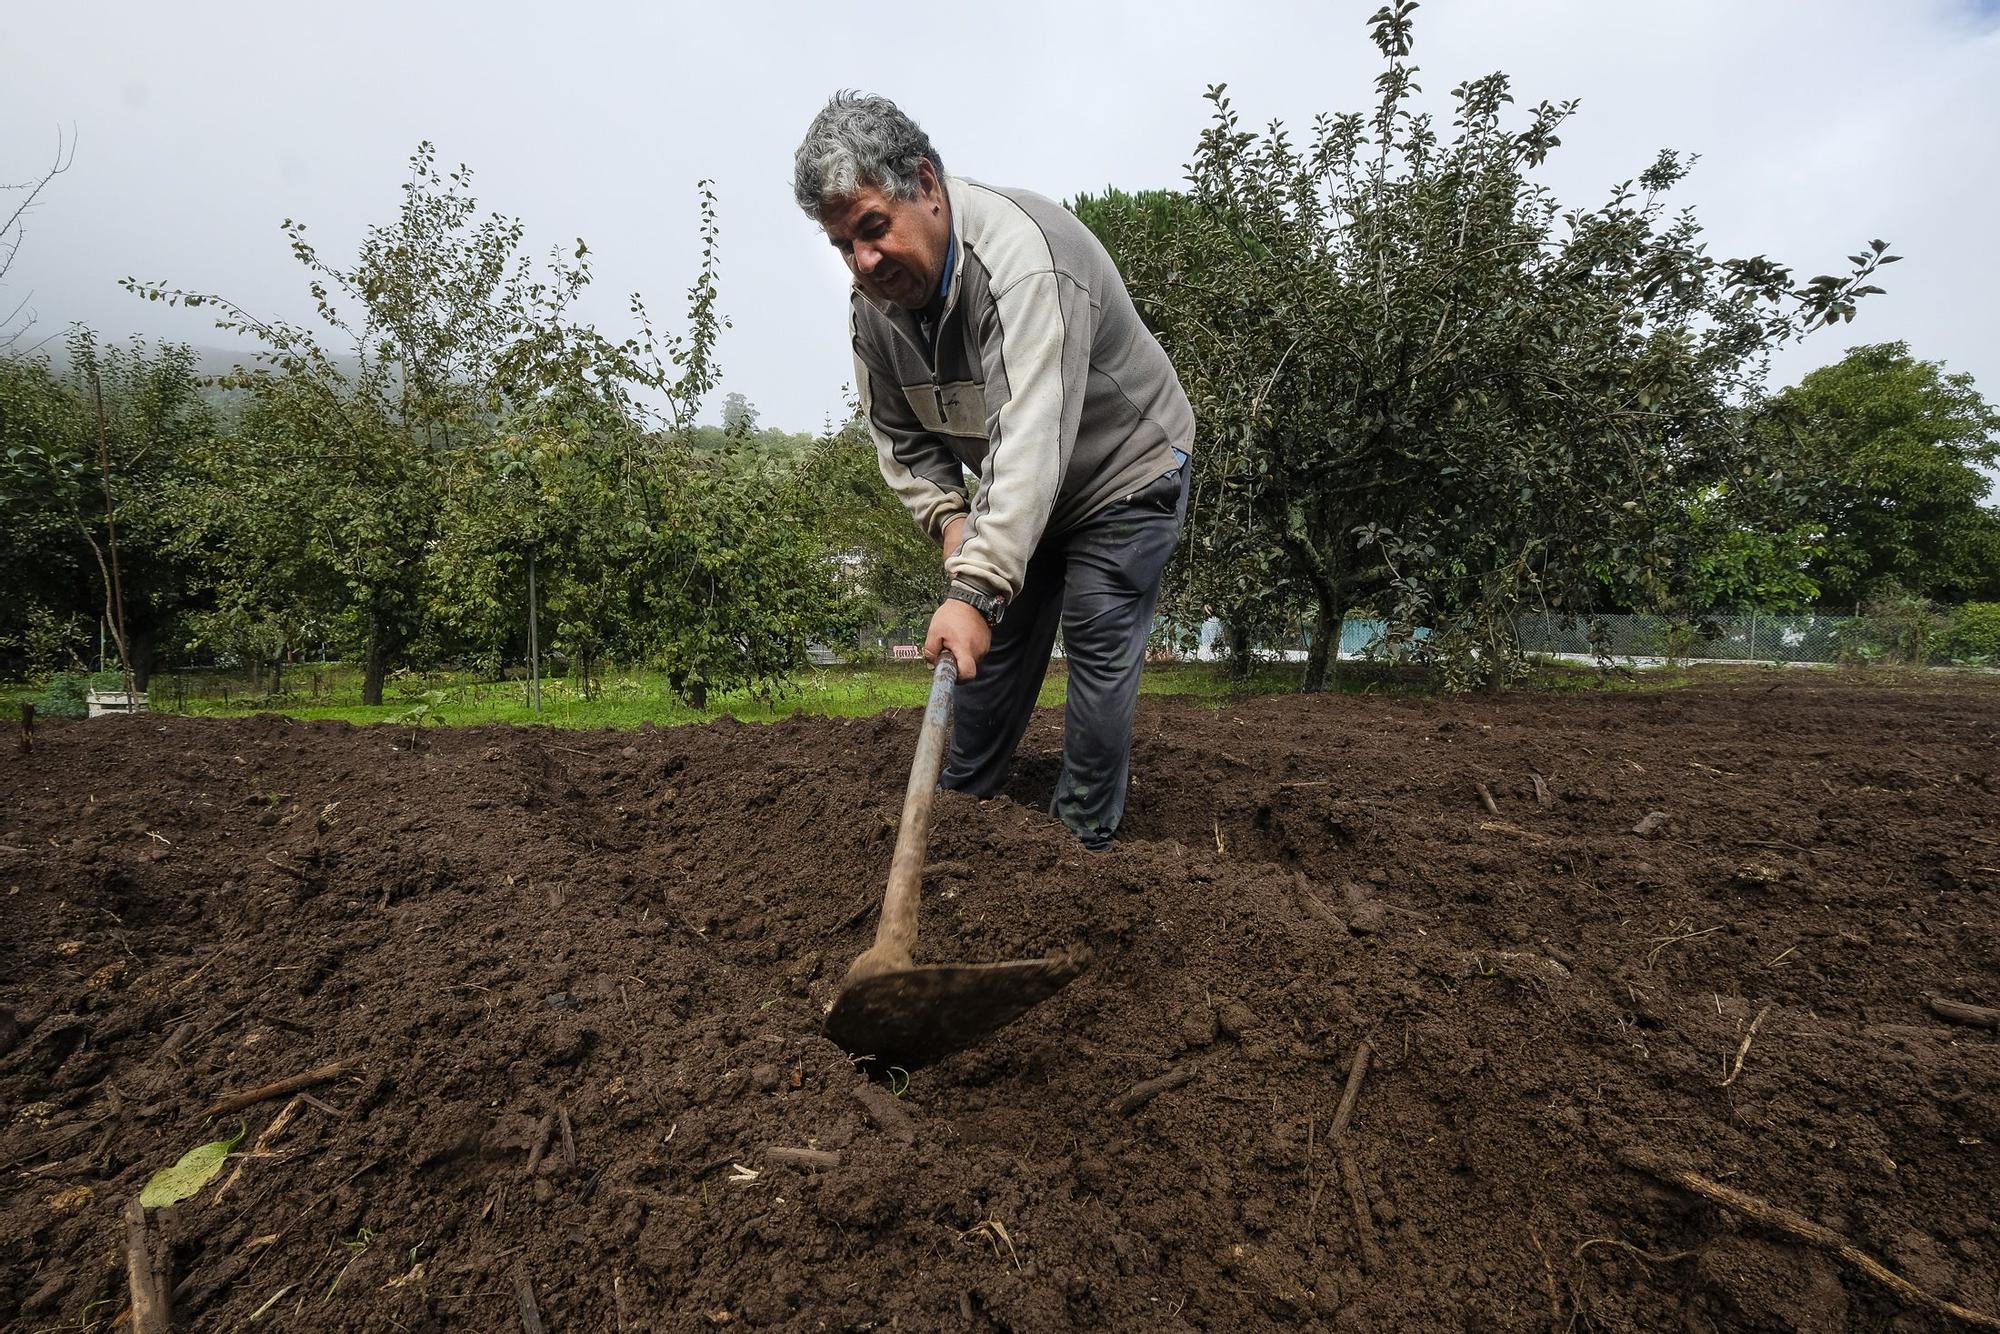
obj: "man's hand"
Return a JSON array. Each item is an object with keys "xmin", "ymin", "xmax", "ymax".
[{"xmin": 925, "ymin": 597, "xmax": 991, "ymax": 678}]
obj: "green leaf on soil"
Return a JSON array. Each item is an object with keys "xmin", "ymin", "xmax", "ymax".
[{"xmin": 139, "ymin": 1121, "xmax": 246, "ymax": 1208}]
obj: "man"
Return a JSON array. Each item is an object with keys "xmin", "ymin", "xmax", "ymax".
[{"xmin": 794, "ymin": 92, "xmax": 1194, "ymax": 850}]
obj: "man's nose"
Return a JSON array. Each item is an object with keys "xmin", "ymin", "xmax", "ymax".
[{"xmin": 852, "ymin": 242, "xmax": 880, "ymax": 276}]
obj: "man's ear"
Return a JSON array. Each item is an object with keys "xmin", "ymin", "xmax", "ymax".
[{"xmin": 917, "ymin": 157, "xmax": 941, "ymax": 198}]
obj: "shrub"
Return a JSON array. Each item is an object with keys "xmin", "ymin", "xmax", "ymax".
[
  {"xmin": 36, "ymin": 673, "xmax": 90, "ymax": 719},
  {"xmin": 1944, "ymin": 602, "xmax": 2000, "ymax": 665}
]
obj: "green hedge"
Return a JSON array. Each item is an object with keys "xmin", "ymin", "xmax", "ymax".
[{"xmin": 1945, "ymin": 602, "xmax": 2000, "ymax": 665}]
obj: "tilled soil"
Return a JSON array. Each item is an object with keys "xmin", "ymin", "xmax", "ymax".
[{"xmin": 3, "ymin": 677, "xmax": 1998, "ymax": 1332}]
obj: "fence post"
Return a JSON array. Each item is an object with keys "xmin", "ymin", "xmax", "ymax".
[{"xmin": 1749, "ymin": 609, "xmax": 1759, "ymax": 661}]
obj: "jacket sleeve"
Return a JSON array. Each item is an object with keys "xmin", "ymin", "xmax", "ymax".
[
  {"xmin": 946, "ymin": 269, "xmax": 1096, "ymax": 602},
  {"xmin": 852, "ymin": 303, "xmax": 967, "ymax": 543}
]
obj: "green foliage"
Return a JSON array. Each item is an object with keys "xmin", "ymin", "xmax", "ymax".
[
  {"xmin": 1758, "ymin": 342, "xmax": 2000, "ymax": 605},
  {"xmin": 122, "ymin": 145, "xmax": 833, "ymax": 707},
  {"xmin": 793, "ymin": 413, "xmax": 943, "ymax": 645},
  {"xmin": 140, "ymin": 1122, "xmax": 245, "ymax": 1209},
  {"xmin": 0, "ymin": 335, "xmax": 214, "ymax": 683},
  {"xmin": 1071, "ymin": 187, "xmax": 1302, "ymax": 670},
  {"xmin": 34, "ymin": 672, "xmax": 89, "ymax": 719},
  {"xmin": 1943, "ymin": 602, "xmax": 2000, "ymax": 665},
  {"xmin": 0, "ymin": 603, "xmax": 86, "ymax": 677},
  {"xmin": 1080, "ymin": 2, "xmax": 1892, "ymax": 690},
  {"xmin": 1836, "ymin": 580, "xmax": 1946, "ymax": 666}
]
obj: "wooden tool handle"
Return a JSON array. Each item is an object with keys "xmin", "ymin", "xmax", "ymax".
[{"xmin": 872, "ymin": 651, "xmax": 957, "ymax": 959}]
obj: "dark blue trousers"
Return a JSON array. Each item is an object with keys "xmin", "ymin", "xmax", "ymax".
[{"xmin": 941, "ymin": 463, "xmax": 1188, "ymax": 848}]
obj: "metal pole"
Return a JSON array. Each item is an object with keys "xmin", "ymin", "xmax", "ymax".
[
  {"xmin": 527, "ymin": 549, "xmax": 541, "ymax": 714},
  {"xmin": 1749, "ymin": 609, "xmax": 1759, "ymax": 661}
]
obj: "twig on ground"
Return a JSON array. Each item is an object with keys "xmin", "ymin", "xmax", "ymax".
[
  {"xmin": 1573, "ymin": 1237, "xmax": 1696, "ymax": 1265},
  {"xmin": 1338, "ymin": 1150, "xmax": 1384, "ymax": 1272},
  {"xmin": 1927, "ymin": 997, "xmax": 2000, "ymax": 1031},
  {"xmin": 763, "ymin": 1146, "xmax": 842, "ymax": 1170},
  {"xmin": 200, "ymin": 1058, "xmax": 356, "ymax": 1118},
  {"xmin": 556, "ymin": 1107, "xmax": 576, "ymax": 1171},
  {"xmin": 1615, "ymin": 1146, "xmax": 2000, "ymax": 1329},
  {"xmin": 1329, "ymin": 1040, "xmax": 1374, "ymax": 1144},
  {"xmin": 1645, "ymin": 921, "xmax": 1724, "ymax": 969},
  {"xmin": 1110, "ymin": 1064, "xmax": 1198, "ymax": 1117},
  {"xmin": 1326, "ymin": 1039, "xmax": 1382, "ymax": 1270},
  {"xmin": 1530, "ymin": 772, "xmax": 1552, "ymax": 808},
  {"xmin": 124, "ymin": 1196, "xmax": 171, "ymax": 1334},
  {"xmin": 1475, "ymin": 782, "xmax": 1501, "ymax": 816},
  {"xmin": 524, "ymin": 1113, "xmax": 556, "ymax": 1178},
  {"xmin": 514, "ymin": 1270, "xmax": 546, "ymax": 1334},
  {"xmin": 1294, "ymin": 872, "xmax": 1347, "ymax": 932},
  {"xmin": 214, "ymin": 1096, "xmax": 304, "ymax": 1203},
  {"xmin": 1529, "ymin": 1224, "xmax": 1562, "ymax": 1331},
  {"xmin": 1719, "ymin": 1006, "xmax": 1773, "ymax": 1087}
]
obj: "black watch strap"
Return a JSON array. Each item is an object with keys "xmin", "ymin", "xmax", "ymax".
[{"xmin": 946, "ymin": 584, "xmax": 1006, "ymax": 626}]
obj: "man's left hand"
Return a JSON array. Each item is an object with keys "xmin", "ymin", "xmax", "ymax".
[{"xmin": 925, "ymin": 598, "xmax": 991, "ymax": 678}]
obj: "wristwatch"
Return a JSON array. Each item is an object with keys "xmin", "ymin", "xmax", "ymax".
[{"xmin": 945, "ymin": 583, "xmax": 1007, "ymax": 626}]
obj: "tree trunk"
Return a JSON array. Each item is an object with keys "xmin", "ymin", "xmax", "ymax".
[
  {"xmin": 1303, "ymin": 597, "xmax": 1343, "ymax": 693},
  {"xmin": 363, "ymin": 610, "xmax": 388, "ymax": 707},
  {"xmin": 1226, "ymin": 615, "xmax": 1255, "ymax": 679},
  {"xmin": 527, "ymin": 550, "xmax": 541, "ymax": 713},
  {"xmin": 130, "ymin": 627, "xmax": 155, "ymax": 692}
]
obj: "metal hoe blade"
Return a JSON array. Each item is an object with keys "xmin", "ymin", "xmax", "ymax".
[{"xmin": 824, "ymin": 950, "xmax": 1089, "ymax": 1073}]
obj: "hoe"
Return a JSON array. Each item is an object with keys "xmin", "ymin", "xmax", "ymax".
[{"xmin": 824, "ymin": 652, "xmax": 1087, "ymax": 1072}]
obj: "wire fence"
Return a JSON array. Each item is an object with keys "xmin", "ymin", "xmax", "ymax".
[
  {"xmin": 1511, "ymin": 611, "xmax": 1863, "ymax": 665},
  {"xmin": 1170, "ymin": 609, "xmax": 1994, "ymax": 668}
]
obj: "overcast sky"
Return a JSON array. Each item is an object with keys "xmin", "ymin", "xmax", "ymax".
[{"xmin": 5, "ymin": 0, "xmax": 1998, "ymax": 465}]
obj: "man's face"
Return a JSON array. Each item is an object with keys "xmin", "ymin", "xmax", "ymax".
[{"xmin": 820, "ymin": 160, "xmax": 950, "ymax": 312}]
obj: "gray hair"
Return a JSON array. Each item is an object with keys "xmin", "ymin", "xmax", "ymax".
[{"xmin": 792, "ymin": 92, "xmax": 945, "ymax": 218}]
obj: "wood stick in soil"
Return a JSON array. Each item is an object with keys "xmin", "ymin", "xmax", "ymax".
[
  {"xmin": 1530, "ymin": 772, "xmax": 1551, "ymax": 808},
  {"xmin": 1614, "ymin": 1146, "xmax": 2000, "ymax": 1329},
  {"xmin": 200, "ymin": 1058, "xmax": 357, "ymax": 1118},
  {"xmin": 1718, "ymin": 1006, "xmax": 1772, "ymax": 1087},
  {"xmin": 1474, "ymin": 782, "xmax": 1501, "ymax": 817},
  {"xmin": 1329, "ymin": 1040, "xmax": 1374, "ymax": 1144},
  {"xmin": 214, "ymin": 1096, "xmax": 304, "ymax": 1203},
  {"xmin": 557, "ymin": 1106, "xmax": 577, "ymax": 1171},
  {"xmin": 1338, "ymin": 1149, "xmax": 1385, "ymax": 1273},
  {"xmin": 1927, "ymin": 997, "xmax": 2000, "ymax": 1031},
  {"xmin": 1109, "ymin": 1063, "xmax": 1198, "ymax": 1117},
  {"xmin": 524, "ymin": 1112, "xmax": 556, "ymax": 1178},
  {"xmin": 514, "ymin": 1270, "xmax": 546, "ymax": 1334},
  {"xmin": 763, "ymin": 1146, "xmax": 842, "ymax": 1170},
  {"xmin": 123, "ymin": 1197, "xmax": 171, "ymax": 1334},
  {"xmin": 1294, "ymin": 873, "xmax": 1347, "ymax": 932}
]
